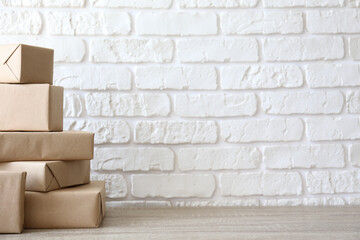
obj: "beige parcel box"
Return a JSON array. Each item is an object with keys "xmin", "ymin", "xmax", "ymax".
[
  {"xmin": 0, "ymin": 84, "xmax": 63, "ymax": 131},
  {"xmin": 0, "ymin": 44, "xmax": 53, "ymax": 84}
]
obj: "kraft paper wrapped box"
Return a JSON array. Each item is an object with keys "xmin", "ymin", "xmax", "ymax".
[
  {"xmin": 0, "ymin": 131, "xmax": 94, "ymax": 161},
  {"xmin": 25, "ymin": 181, "xmax": 105, "ymax": 229},
  {"xmin": 0, "ymin": 171, "xmax": 26, "ymax": 233},
  {"xmin": 0, "ymin": 44, "xmax": 53, "ymax": 84},
  {"xmin": 0, "ymin": 161, "xmax": 90, "ymax": 192},
  {"xmin": 0, "ymin": 84, "xmax": 63, "ymax": 131}
]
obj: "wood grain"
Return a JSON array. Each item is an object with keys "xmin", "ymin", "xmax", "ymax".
[{"xmin": 2, "ymin": 207, "xmax": 360, "ymax": 240}]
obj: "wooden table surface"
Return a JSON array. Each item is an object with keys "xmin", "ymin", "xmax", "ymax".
[{"xmin": 2, "ymin": 207, "xmax": 360, "ymax": 240}]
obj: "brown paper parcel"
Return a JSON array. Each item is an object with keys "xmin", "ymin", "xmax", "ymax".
[
  {"xmin": 25, "ymin": 181, "xmax": 105, "ymax": 229},
  {"xmin": 0, "ymin": 84, "xmax": 63, "ymax": 131},
  {"xmin": 0, "ymin": 171, "xmax": 26, "ymax": 233},
  {"xmin": 0, "ymin": 44, "xmax": 53, "ymax": 84},
  {"xmin": 0, "ymin": 131, "xmax": 94, "ymax": 161},
  {"xmin": 0, "ymin": 161, "xmax": 90, "ymax": 192}
]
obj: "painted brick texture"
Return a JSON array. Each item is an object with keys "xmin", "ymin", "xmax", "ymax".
[{"xmin": 3, "ymin": 0, "xmax": 360, "ymax": 207}]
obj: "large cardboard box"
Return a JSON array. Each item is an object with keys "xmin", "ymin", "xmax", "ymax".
[
  {"xmin": 0, "ymin": 131, "xmax": 94, "ymax": 161},
  {"xmin": 25, "ymin": 181, "xmax": 105, "ymax": 229},
  {"xmin": 0, "ymin": 84, "xmax": 63, "ymax": 131},
  {"xmin": 0, "ymin": 161, "xmax": 90, "ymax": 192},
  {"xmin": 0, "ymin": 44, "xmax": 53, "ymax": 84},
  {"xmin": 0, "ymin": 171, "xmax": 26, "ymax": 233}
]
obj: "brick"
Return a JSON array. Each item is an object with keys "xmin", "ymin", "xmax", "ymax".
[
  {"xmin": 347, "ymin": 90, "xmax": 360, "ymax": 113},
  {"xmin": 263, "ymin": 0, "xmax": 344, "ymax": 7},
  {"xmin": 264, "ymin": 144, "xmax": 345, "ymax": 169},
  {"xmin": 306, "ymin": 171, "xmax": 360, "ymax": 194},
  {"xmin": 221, "ymin": 11, "xmax": 303, "ymax": 35},
  {"xmin": 64, "ymin": 119, "xmax": 130, "ymax": 144},
  {"xmin": 262, "ymin": 199, "xmax": 302, "ymax": 206},
  {"xmin": 2, "ymin": 0, "xmax": 85, "ymax": 7},
  {"xmin": 307, "ymin": 10, "xmax": 360, "ymax": 34},
  {"xmin": 305, "ymin": 64, "xmax": 360, "ymax": 88},
  {"xmin": 0, "ymin": 11, "xmax": 41, "ymax": 35},
  {"xmin": 131, "ymin": 174, "xmax": 216, "ymax": 198},
  {"xmin": 263, "ymin": 37, "xmax": 344, "ymax": 61},
  {"xmin": 303, "ymin": 197, "xmax": 346, "ymax": 206},
  {"xmin": 0, "ymin": 37, "xmax": 86, "ymax": 63},
  {"xmin": 178, "ymin": 38, "xmax": 259, "ymax": 63},
  {"xmin": 93, "ymin": 147, "xmax": 174, "ymax": 171},
  {"xmin": 348, "ymin": 197, "xmax": 360, "ymax": 205},
  {"xmin": 175, "ymin": 94, "xmax": 256, "ymax": 117},
  {"xmin": 135, "ymin": 121, "xmax": 217, "ymax": 144},
  {"xmin": 50, "ymin": 38, "xmax": 86, "ymax": 63},
  {"xmin": 85, "ymin": 93, "xmax": 170, "ymax": 117},
  {"xmin": 90, "ymin": 39, "xmax": 174, "ymax": 63},
  {"xmin": 221, "ymin": 65, "xmax": 303, "ymax": 90},
  {"xmin": 90, "ymin": 0, "xmax": 172, "ymax": 8},
  {"xmin": 135, "ymin": 66, "xmax": 217, "ymax": 90},
  {"xmin": 349, "ymin": 0, "xmax": 360, "ymax": 7},
  {"xmin": 54, "ymin": 66, "xmax": 131, "ymax": 90},
  {"xmin": 221, "ymin": 118, "xmax": 303, "ymax": 143},
  {"xmin": 261, "ymin": 91, "xmax": 344, "ymax": 115},
  {"xmin": 47, "ymin": 12, "xmax": 130, "ymax": 35},
  {"xmin": 263, "ymin": 198, "xmax": 346, "ymax": 206},
  {"xmin": 53, "ymin": 66, "xmax": 80, "ymax": 89},
  {"xmin": 174, "ymin": 200, "xmax": 260, "ymax": 207},
  {"xmin": 350, "ymin": 37, "xmax": 360, "ymax": 60},
  {"xmin": 91, "ymin": 173, "xmax": 127, "ymax": 198},
  {"xmin": 136, "ymin": 12, "xmax": 217, "ymax": 36},
  {"xmin": 64, "ymin": 92, "xmax": 84, "ymax": 117},
  {"xmin": 107, "ymin": 201, "xmax": 171, "ymax": 209},
  {"xmin": 179, "ymin": 0, "xmax": 258, "ymax": 8},
  {"xmin": 178, "ymin": 147, "xmax": 261, "ymax": 171},
  {"xmin": 220, "ymin": 172, "xmax": 302, "ymax": 196},
  {"xmin": 306, "ymin": 117, "xmax": 360, "ymax": 141},
  {"xmin": 350, "ymin": 144, "xmax": 360, "ymax": 167}
]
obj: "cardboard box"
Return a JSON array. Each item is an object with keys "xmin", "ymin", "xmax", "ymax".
[
  {"xmin": 0, "ymin": 161, "xmax": 90, "ymax": 192},
  {"xmin": 0, "ymin": 44, "xmax": 53, "ymax": 84},
  {"xmin": 0, "ymin": 131, "xmax": 94, "ymax": 161},
  {"xmin": 0, "ymin": 171, "xmax": 26, "ymax": 233},
  {"xmin": 0, "ymin": 84, "xmax": 63, "ymax": 131},
  {"xmin": 25, "ymin": 181, "xmax": 105, "ymax": 229}
]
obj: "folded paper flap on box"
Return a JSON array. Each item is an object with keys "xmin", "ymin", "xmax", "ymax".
[
  {"xmin": 45, "ymin": 161, "xmax": 90, "ymax": 189},
  {"xmin": 99, "ymin": 182, "xmax": 105, "ymax": 218},
  {"xmin": 46, "ymin": 175, "xmax": 60, "ymax": 191},
  {"xmin": 0, "ymin": 44, "xmax": 19, "ymax": 64}
]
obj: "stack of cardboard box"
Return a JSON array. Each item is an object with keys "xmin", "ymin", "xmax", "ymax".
[{"xmin": 0, "ymin": 44, "xmax": 105, "ymax": 233}]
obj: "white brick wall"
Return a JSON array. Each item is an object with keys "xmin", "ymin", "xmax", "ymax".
[{"xmin": 4, "ymin": 0, "xmax": 360, "ymax": 206}]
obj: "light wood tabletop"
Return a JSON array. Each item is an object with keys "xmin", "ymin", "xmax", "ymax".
[{"xmin": 2, "ymin": 207, "xmax": 360, "ymax": 240}]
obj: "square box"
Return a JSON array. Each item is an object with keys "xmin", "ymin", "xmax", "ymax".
[{"xmin": 0, "ymin": 44, "xmax": 53, "ymax": 84}]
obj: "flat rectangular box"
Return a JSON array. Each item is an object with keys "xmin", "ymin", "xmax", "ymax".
[
  {"xmin": 0, "ymin": 84, "xmax": 63, "ymax": 131},
  {"xmin": 0, "ymin": 131, "xmax": 94, "ymax": 161},
  {"xmin": 25, "ymin": 181, "xmax": 105, "ymax": 229},
  {"xmin": 0, "ymin": 44, "xmax": 53, "ymax": 84},
  {"xmin": 0, "ymin": 161, "xmax": 90, "ymax": 192},
  {"xmin": 0, "ymin": 171, "xmax": 26, "ymax": 233}
]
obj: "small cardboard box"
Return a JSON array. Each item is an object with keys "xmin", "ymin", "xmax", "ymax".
[
  {"xmin": 25, "ymin": 181, "xmax": 105, "ymax": 229},
  {"xmin": 0, "ymin": 161, "xmax": 90, "ymax": 192},
  {"xmin": 0, "ymin": 171, "xmax": 26, "ymax": 233},
  {"xmin": 0, "ymin": 131, "xmax": 94, "ymax": 161},
  {"xmin": 0, "ymin": 44, "xmax": 54, "ymax": 84},
  {"xmin": 0, "ymin": 84, "xmax": 63, "ymax": 131}
]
